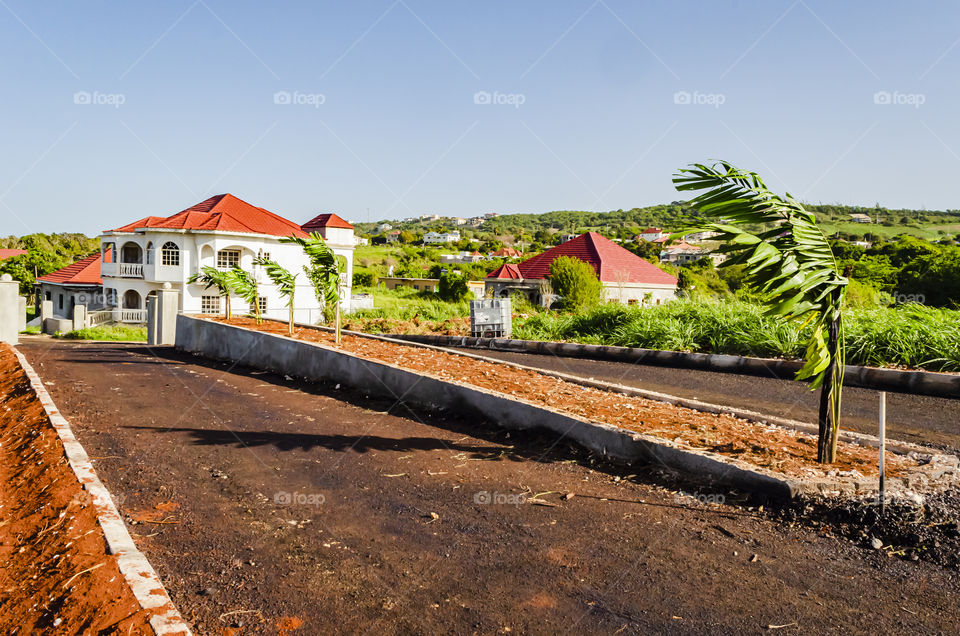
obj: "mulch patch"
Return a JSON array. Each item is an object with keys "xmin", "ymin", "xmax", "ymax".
[
  {"xmin": 216, "ymin": 317, "xmax": 914, "ymax": 480},
  {"xmin": 0, "ymin": 344, "xmax": 162, "ymax": 634}
]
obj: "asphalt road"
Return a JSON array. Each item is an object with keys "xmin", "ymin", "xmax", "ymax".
[
  {"xmin": 457, "ymin": 348, "xmax": 960, "ymax": 450},
  {"xmin": 17, "ymin": 338, "xmax": 960, "ymax": 635}
]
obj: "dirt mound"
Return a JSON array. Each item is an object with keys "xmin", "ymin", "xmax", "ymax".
[{"xmin": 0, "ymin": 344, "xmax": 170, "ymax": 634}]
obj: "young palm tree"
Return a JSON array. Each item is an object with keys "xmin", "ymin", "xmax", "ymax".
[
  {"xmin": 228, "ymin": 266, "xmax": 263, "ymax": 325},
  {"xmin": 282, "ymin": 232, "xmax": 344, "ymax": 343},
  {"xmin": 255, "ymin": 256, "xmax": 298, "ymax": 335},
  {"xmin": 187, "ymin": 266, "xmax": 235, "ymax": 319},
  {"xmin": 673, "ymin": 160, "xmax": 848, "ymax": 463}
]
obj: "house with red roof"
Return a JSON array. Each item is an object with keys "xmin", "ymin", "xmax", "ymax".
[
  {"xmin": 485, "ymin": 232, "xmax": 678, "ymax": 307},
  {"xmin": 0, "ymin": 249, "xmax": 28, "ymax": 261},
  {"xmin": 638, "ymin": 227, "xmax": 666, "ymax": 242},
  {"xmin": 99, "ymin": 194, "xmax": 355, "ymax": 321},
  {"xmin": 36, "ymin": 251, "xmax": 109, "ymax": 318}
]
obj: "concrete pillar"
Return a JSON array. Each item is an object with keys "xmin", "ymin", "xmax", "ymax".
[
  {"xmin": 18, "ymin": 297, "xmax": 26, "ymax": 333},
  {"xmin": 72, "ymin": 304, "xmax": 86, "ymax": 331},
  {"xmin": 0, "ymin": 274, "xmax": 19, "ymax": 345},
  {"xmin": 148, "ymin": 284, "xmax": 179, "ymax": 345},
  {"xmin": 146, "ymin": 295, "xmax": 159, "ymax": 345},
  {"xmin": 41, "ymin": 299, "xmax": 52, "ymax": 323}
]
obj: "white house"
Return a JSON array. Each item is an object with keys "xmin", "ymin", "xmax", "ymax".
[
  {"xmin": 377, "ymin": 222, "xmax": 393, "ymax": 232},
  {"xmin": 98, "ymin": 194, "xmax": 355, "ymax": 324},
  {"xmin": 424, "ymin": 231, "xmax": 461, "ymax": 244},
  {"xmin": 638, "ymin": 227, "xmax": 666, "ymax": 241},
  {"xmin": 850, "ymin": 213, "xmax": 872, "ymax": 223}
]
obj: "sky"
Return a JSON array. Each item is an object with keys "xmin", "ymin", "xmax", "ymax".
[{"xmin": 1, "ymin": 0, "xmax": 959, "ymax": 236}]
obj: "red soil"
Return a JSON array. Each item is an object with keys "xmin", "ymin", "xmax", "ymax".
[
  {"xmin": 217, "ymin": 317, "xmax": 912, "ymax": 480},
  {"xmin": 0, "ymin": 344, "xmax": 164, "ymax": 634}
]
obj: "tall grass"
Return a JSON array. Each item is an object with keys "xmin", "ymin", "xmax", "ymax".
[
  {"xmin": 514, "ymin": 300, "xmax": 960, "ymax": 372},
  {"xmin": 350, "ymin": 286, "xmax": 470, "ymax": 322},
  {"xmin": 59, "ymin": 325, "xmax": 148, "ymax": 341}
]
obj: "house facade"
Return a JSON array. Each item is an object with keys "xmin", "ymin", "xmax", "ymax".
[
  {"xmin": 424, "ymin": 231, "xmax": 461, "ymax": 244},
  {"xmin": 36, "ymin": 252, "xmax": 109, "ymax": 318},
  {"xmin": 98, "ymin": 194, "xmax": 354, "ymax": 324},
  {"xmin": 485, "ymin": 232, "xmax": 678, "ymax": 307}
]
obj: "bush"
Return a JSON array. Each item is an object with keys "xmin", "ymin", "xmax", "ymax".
[
  {"xmin": 353, "ymin": 271, "xmax": 377, "ymax": 288},
  {"xmin": 548, "ymin": 256, "xmax": 604, "ymax": 311},
  {"xmin": 437, "ymin": 272, "xmax": 470, "ymax": 302},
  {"xmin": 59, "ymin": 325, "xmax": 147, "ymax": 341}
]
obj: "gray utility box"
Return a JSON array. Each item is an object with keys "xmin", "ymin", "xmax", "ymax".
[{"xmin": 470, "ymin": 298, "xmax": 511, "ymax": 338}]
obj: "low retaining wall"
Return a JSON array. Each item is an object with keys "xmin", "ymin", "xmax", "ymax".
[
  {"xmin": 387, "ymin": 334, "xmax": 960, "ymax": 399},
  {"xmin": 176, "ymin": 315, "xmax": 960, "ymax": 501}
]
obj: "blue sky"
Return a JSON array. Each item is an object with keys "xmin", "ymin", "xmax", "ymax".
[{"xmin": 1, "ymin": 1, "xmax": 958, "ymax": 236}]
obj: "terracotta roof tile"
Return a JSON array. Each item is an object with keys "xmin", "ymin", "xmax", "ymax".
[
  {"xmin": 487, "ymin": 232, "xmax": 677, "ymax": 285},
  {"xmin": 109, "ymin": 194, "xmax": 308, "ymax": 238},
  {"xmin": 37, "ymin": 251, "xmax": 106, "ymax": 285},
  {"xmin": 301, "ymin": 213, "xmax": 354, "ymax": 231},
  {"xmin": 0, "ymin": 249, "xmax": 28, "ymax": 261}
]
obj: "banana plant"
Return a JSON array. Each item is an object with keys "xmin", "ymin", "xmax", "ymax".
[
  {"xmin": 282, "ymin": 232, "xmax": 344, "ymax": 344},
  {"xmin": 255, "ymin": 256, "xmax": 298, "ymax": 335},
  {"xmin": 187, "ymin": 266, "xmax": 235, "ymax": 319},
  {"xmin": 228, "ymin": 265, "xmax": 263, "ymax": 325},
  {"xmin": 673, "ymin": 160, "xmax": 848, "ymax": 463}
]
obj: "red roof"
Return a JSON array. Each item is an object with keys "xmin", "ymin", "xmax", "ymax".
[
  {"xmin": 0, "ymin": 249, "xmax": 27, "ymax": 261},
  {"xmin": 642, "ymin": 227, "xmax": 662, "ymax": 233},
  {"xmin": 487, "ymin": 263, "xmax": 524, "ymax": 279},
  {"xmin": 487, "ymin": 232, "xmax": 677, "ymax": 285},
  {"xmin": 490, "ymin": 247, "xmax": 521, "ymax": 258},
  {"xmin": 109, "ymin": 194, "xmax": 308, "ymax": 238},
  {"xmin": 37, "ymin": 251, "xmax": 106, "ymax": 286},
  {"xmin": 301, "ymin": 213, "xmax": 354, "ymax": 232}
]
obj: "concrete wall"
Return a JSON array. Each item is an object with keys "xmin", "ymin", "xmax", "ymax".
[
  {"xmin": 175, "ymin": 314, "xmax": 797, "ymax": 498},
  {"xmin": 0, "ymin": 276, "xmax": 19, "ymax": 344}
]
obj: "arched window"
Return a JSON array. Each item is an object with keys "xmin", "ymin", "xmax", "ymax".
[
  {"xmin": 146, "ymin": 242, "xmax": 154, "ymax": 265},
  {"xmin": 161, "ymin": 242, "xmax": 180, "ymax": 266}
]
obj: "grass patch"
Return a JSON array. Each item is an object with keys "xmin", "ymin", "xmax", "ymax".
[
  {"xmin": 20, "ymin": 326, "xmax": 41, "ymax": 334},
  {"xmin": 513, "ymin": 300, "xmax": 960, "ymax": 372},
  {"xmin": 59, "ymin": 325, "xmax": 147, "ymax": 342}
]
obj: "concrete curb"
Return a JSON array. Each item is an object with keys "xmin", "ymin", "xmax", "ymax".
[
  {"xmin": 178, "ymin": 315, "xmax": 943, "ymax": 501},
  {"xmin": 13, "ymin": 348, "xmax": 192, "ymax": 636},
  {"xmin": 385, "ymin": 334, "xmax": 960, "ymax": 399}
]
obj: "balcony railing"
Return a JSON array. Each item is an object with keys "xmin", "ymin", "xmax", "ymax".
[
  {"xmin": 118, "ymin": 263, "xmax": 143, "ymax": 278},
  {"xmin": 87, "ymin": 309, "xmax": 147, "ymax": 325}
]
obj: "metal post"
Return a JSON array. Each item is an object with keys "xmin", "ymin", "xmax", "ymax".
[{"xmin": 878, "ymin": 391, "xmax": 886, "ymax": 515}]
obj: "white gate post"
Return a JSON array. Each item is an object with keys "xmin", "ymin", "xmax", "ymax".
[{"xmin": 0, "ymin": 274, "xmax": 19, "ymax": 345}]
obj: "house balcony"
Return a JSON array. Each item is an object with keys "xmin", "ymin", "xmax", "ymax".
[{"xmin": 118, "ymin": 263, "xmax": 144, "ymax": 278}]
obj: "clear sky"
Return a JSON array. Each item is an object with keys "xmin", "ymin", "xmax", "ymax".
[{"xmin": 1, "ymin": 1, "xmax": 958, "ymax": 236}]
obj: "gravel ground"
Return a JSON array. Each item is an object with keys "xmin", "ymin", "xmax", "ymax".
[{"xmin": 17, "ymin": 337, "xmax": 960, "ymax": 635}]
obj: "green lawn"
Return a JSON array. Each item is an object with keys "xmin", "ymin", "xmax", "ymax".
[{"xmin": 58, "ymin": 324, "xmax": 148, "ymax": 341}]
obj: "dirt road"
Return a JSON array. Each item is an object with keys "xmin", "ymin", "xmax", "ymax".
[
  {"xmin": 17, "ymin": 337, "xmax": 960, "ymax": 635},
  {"xmin": 464, "ymin": 348, "xmax": 960, "ymax": 450}
]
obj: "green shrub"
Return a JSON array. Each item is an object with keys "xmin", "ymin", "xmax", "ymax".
[
  {"xmin": 59, "ymin": 325, "xmax": 148, "ymax": 341},
  {"xmin": 548, "ymin": 256, "xmax": 604, "ymax": 311}
]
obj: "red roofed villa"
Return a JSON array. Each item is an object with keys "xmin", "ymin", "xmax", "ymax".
[
  {"xmin": 485, "ymin": 232, "xmax": 678, "ymax": 307},
  {"xmin": 0, "ymin": 249, "xmax": 28, "ymax": 261},
  {"xmin": 97, "ymin": 194, "xmax": 355, "ymax": 322},
  {"xmin": 35, "ymin": 251, "xmax": 109, "ymax": 319}
]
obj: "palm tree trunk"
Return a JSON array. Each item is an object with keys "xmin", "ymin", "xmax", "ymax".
[
  {"xmin": 288, "ymin": 303, "xmax": 294, "ymax": 336},
  {"xmin": 225, "ymin": 294, "xmax": 231, "ymax": 320},
  {"xmin": 816, "ymin": 316, "xmax": 841, "ymax": 463}
]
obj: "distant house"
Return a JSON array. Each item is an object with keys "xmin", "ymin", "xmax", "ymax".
[
  {"xmin": 489, "ymin": 247, "xmax": 521, "ymax": 259},
  {"xmin": 468, "ymin": 217, "xmax": 485, "ymax": 227},
  {"xmin": 452, "ymin": 217, "xmax": 467, "ymax": 226},
  {"xmin": 420, "ymin": 214, "xmax": 441, "ymax": 222},
  {"xmin": 424, "ymin": 231, "xmax": 460, "ymax": 244},
  {"xmin": 638, "ymin": 227, "xmax": 666, "ymax": 241},
  {"xmin": 440, "ymin": 251, "xmax": 485, "ymax": 264},
  {"xmin": 485, "ymin": 232, "xmax": 678, "ymax": 306},
  {"xmin": 354, "ymin": 236, "xmax": 369, "ymax": 246},
  {"xmin": 684, "ymin": 230, "xmax": 719, "ymax": 242},
  {"xmin": 559, "ymin": 234, "xmax": 578, "ymax": 243},
  {"xmin": 385, "ymin": 230, "xmax": 402, "ymax": 244},
  {"xmin": 483, "ymin": 212, "xmax": 500, "ymax": 219},
  {"xmin": 0, "ymin": 249, "xmax": 27, "ymax": 261},
  {"xmin": 377, "ymin": 223, "xmax": 393, "ymax": 232},
  {"xmin": 379, "ymin": 277, "xmax": 439, "ymax": 293},
  {"xmin": 850, "ymin": 213, "xmax": 872, "ymax": 223},
  {"xmin": 659, "ymin": 241, "xmax": 704, "ymax": 265},
  {"xmin": 36, "ymin": 251, "xmax": 108, "ymax": 318}
]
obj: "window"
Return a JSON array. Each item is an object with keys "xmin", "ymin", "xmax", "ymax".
[
  {"xmin": 257, "ymin": 249, "xmax": 271, "ymax": 262},
  {"xmin": 161, "ymin": 242, "xmax": 180, "ymax": 266},
  {"xmin": 146, "ymin": 242, "xmax": 154, "ymax": 265},
  {"xmin": 413, "ymin": 285, "xmax": 419, "ymax": 290},
  {"xmin": 58, "ymin": 294, "xmax": 63, "ymax": 310},
  {"xmin": 249, "ymin": 296, "xmax": 267, "ymax": 314},
  {"xmin": 201, "ymin": 295, "xmax": 221, "ymax": 314},
  {"xmin": 217, "ymin": 249, "xmax": 240, "ymax": 269},
  {"xmin": 45, "ymin": 291, "xmax": 51, "ymax": 301}
]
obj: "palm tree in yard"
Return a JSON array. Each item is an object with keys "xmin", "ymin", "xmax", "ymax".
[
  {"xmin": 673, "ymin": 160, "xmax": 848, "ymax": 463},
  {"xmin": 188, "ymin": 266, "xmax": 235, "ymax": 319},
  {"xmin": 282, "ymin": 232, "xmax": 344, "ymax": 344},
  {"xmin": 255, "ymin": 256, "xmax": 298, "ymax": 335},
  {"xmin": 228, "ymin": 266, "xmax": 263, "ymax": 325}
]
